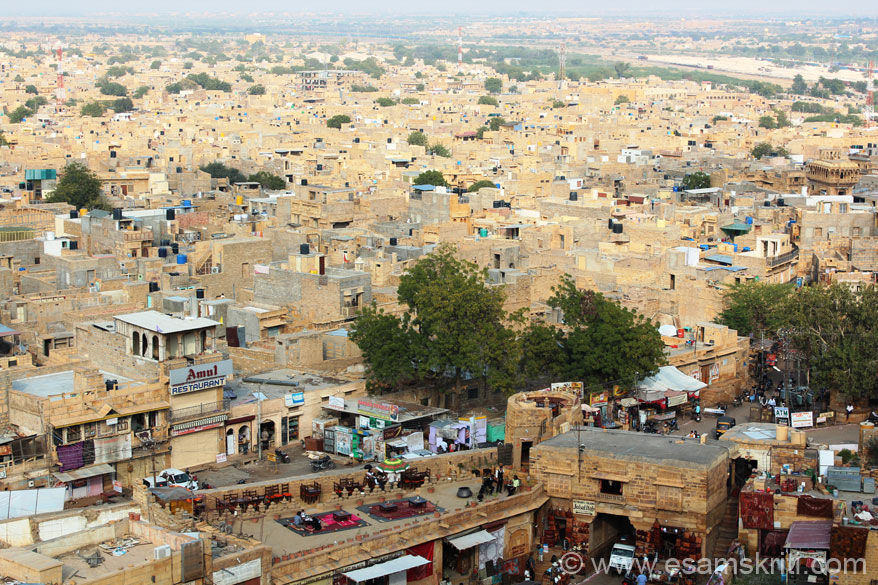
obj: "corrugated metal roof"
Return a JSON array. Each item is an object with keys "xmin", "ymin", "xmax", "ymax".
[
  {"xmin": 704, "ymin": 253, "xmax": 733, "ymax": 265},
  {"xmin": 785, "ymin": 521, "xmax": 831, "ymax": 549},
  {"xmin": 343, "ymin": 555, "xmax": 430, "ymax": 582}
]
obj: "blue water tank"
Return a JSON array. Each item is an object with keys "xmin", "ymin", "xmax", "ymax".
[
  {"xmin": 182, "ymin": 200, "xmax": 192, "ymax": 208},
  {"xmin": 733, "ymin": 243, "xmax": 738, "ymax": 252},
  {"xmin": 745, "ymin": 216, "xmax": 753, "ymax": 224},
  {"xmin": 176, "ymin": 254, "xmax": 187, "ymax": 265},
  {"xmin": 743, "ymin": 247, "xmax": 751, "ymax": 252},
  {"xmin": 699, "ymin": 244, "xmax": 709, "ymax": 251},
  {"xmin": 479, "ymin": 228, "xmax": 488, "ymax": 237}
]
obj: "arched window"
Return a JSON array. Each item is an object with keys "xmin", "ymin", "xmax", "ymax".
[
  {"xmin": 141, "ymin": 333, "xmax": 148, "ymax": 357},
  {"xmin": 152, "ymin": 335, "xmax": 159, "ymax": 360},
  {"xmin": 132, "ymin": 332, "xmax": 140, "ymax": 355}
]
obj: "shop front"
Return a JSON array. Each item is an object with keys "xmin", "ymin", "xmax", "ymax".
[
  {"xmin": 341, "ymin": 555, "xmax": 431, "ymax": 585},
  {"xmin": 443, "ymin": 530, "xmax": 497, "ymax": 581}
]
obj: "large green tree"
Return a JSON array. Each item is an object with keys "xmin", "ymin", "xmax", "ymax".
[
  {"xmin": 413, "ymin": 170, "xmax": 447, "ymax": 187},
  {"xmin": 407, "ymin": 131, "xmax": 428, "ymax": 147},
  {"xmin": 248, "ymin": 171, "xmax": 286, "ymax": 190},
  {"xmin": 547, "ymin": 275, "xmax": 666, "ymax": 387},
  {"xmin": 327, "ymin": 114, "xmax": 351, "ymax": 129},
  {"xmin": 717, "ymin": 281, "xmax": 793, "ymax": 338},
  {"xmin": 47, "ymin": 162, "xmax": 108, "ymax": 210},
  {"xmin": 484, "ymin": 77, "xmax": 502, "ymax": 94},
  {"xmin": 681, "ymin": 172, "xmax": 711, "ymax": 190},
  {"xmin": 200, "ymin": 162, "xmax": 246, "ymax": 184},
  {"xmin": 352, "ymin": 244, "xmax": 515, "ymax": 395}
]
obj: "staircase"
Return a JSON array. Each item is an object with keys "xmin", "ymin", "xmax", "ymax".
[{"xmin": 711, "ymin": 493, "xmax": 740, "ymax": 561}]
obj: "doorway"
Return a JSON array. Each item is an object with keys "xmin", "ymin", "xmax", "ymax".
[
  {"xmin": 590, "ymin": 513, "xmax": 635, "ymax": 560},
  {"xmin": 226, "ymin": 429, "xmax": 235, "ymax": 456},
  {"xmin": 520, "ymin": 440, "xmax": 532, "ymax": 472}
]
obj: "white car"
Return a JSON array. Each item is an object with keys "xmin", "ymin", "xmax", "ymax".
[
  {"xmin": 608, "ymin": 543, "xmax": 636, "ymax": 574},
  {"xmin": 143, "ymin": 468, "xmax": 198, "ymax": 490}
]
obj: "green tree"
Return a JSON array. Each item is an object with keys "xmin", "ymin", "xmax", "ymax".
[
  {"xmin": 785, "ymin": 284, "xmax": 878, "ymax": 399},
  {"xmin": 681, "ymin": 172, "xmax": 711, "ymax": 190},
  {"xmin": 133, "ymin": 86, "xmax": 150, "ymax": 99},
  {"xmin": 751, "ymin": 143, "xmax": 789, "ymax": 160},
  {"xmin": 247, "ymin": 84, "xmax": 266, "ymax": 95},
  {"xmin": 401, "ymin": 97, "xmax": 419, "ymax": 105},
  {"xmin": 327, "ymin": 114, "xmax": 351, "ymax": 129},
  {"xmin": 428, "ymin": 143, "xmax": 451, "ymax": 157},
  {"xmin": 468, "ymin": 180, "xmax": 496, "ymax": 192},
  {"xmin": 200, "ymin": 161, "xmax": 246, "ymax": 184},
  {"xmin": 712, "ymin": 115, "xmax": 729, "ymax": 123},
  {"xmin": 150, "ymin": 60, "xmax": 162, "ymax": 70},
  {"xmin": 614, "ymin": 94, "xmax": 630, "ymax": 105},
  {"xmin": 413, "ymin": 170, "xmax": 447, "ymax": 187},
  {"xmin": 13, "ymin": 74, "xmax": 24, "ymax": 83},
  {"xmin": 613, "ymin": 61, "xmax": 632, "ymax": 78},
  {"xmin": 7, "ymin": 105, "xmax": 32, "ymax": 123},
  {"xmin": 248, "ymin": 171, "xmax": 286, "ymax": 190},
  {"xmin": 717, "ymin": 281, "xmax": 793, "ymax": 337},
  {"xmin": 416, "ymin": 83, "xmax": 425, "ymax": 91},
  {"xmin": 791, "ymin": 74, "xmax": 808, "ymax": 95},
  {"xmin": 375, "ymin": 97, "xmax": 396, "ymax": 107},
  {"xmin": 478, "ymin": 96, "xmax": 499, "ymax": 106},
  {"xmin": 775, "ymin": 110, "xmax": 790, "ymax": 128},
  {"xmin": 476, "ymin": 126, "xmax": 489, "ymax": 139},
  {"xmin": 111, "ymin": 97, "xmax": 134, "ymax": 112},
  {"xmin": 547, "ymin": 275, "xmax": 666, "ymax": 386},
  {"xmin": 552, "ymin": 99, "xmax": 565, "ymax": 108},
  {"xmin": 484, "ymin": 77, "xmax": 502, "ymax": 94},
  {"xmin": 759, "ymin": 115, "xmax": 778, "ymax": 129},
  {"xmin": 24, "ymin": 84, "xmax": 38, "ymax": 95},
  {"xmin": 183, "ymin": 61, "xmax": 193, "ymax": 70},
  {"xmin": 488, "ymin": 117, "xmax": 506, "ymax": 131},
  {"xmin": 351, "ymin": 84, "xmax": 378, "ymax": 92},
  {"xmin": 47, "ymin": 162, "xmax": 107, "ymax": 210},
  {"xmin": 99, "ymin": 81, "xmax": 127, "ymax": 96},
  {"xmin": 349, "ymin": 306, "xmax": 419, "ymax": 391},
  {"xmin": 407, "ymin": 131, "xmax": 428, "ymax": 147},
  {"xmin": 24, "ymin": 96, "xmax": 47, "ymax": 112},
  {"xmin": 240, "ymin": 73, "xmax": 254, "ymax": 83}
]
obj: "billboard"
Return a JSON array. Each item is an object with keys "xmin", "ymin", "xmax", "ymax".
[{"xmin": 169, "ymin": 359, "xmax": 233, "ymax": 395}]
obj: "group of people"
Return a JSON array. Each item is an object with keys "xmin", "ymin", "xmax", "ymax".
[
  {"xmin": 685, "ymin": 430, "xmax": 700, "ymax": 439},
  {"xmin": 292, "ymin": 510, "xmax": 322, "ymax": 531},
  {"xmin": 435, "ymin": 437, "xmax": 470, "ymax": 453},
  {"xmin": 477, "ymin": 465, "xmax": 520, "ymax": 501}
]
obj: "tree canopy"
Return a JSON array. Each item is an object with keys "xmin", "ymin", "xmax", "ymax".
[
  {"xmin": 484, "ymin": 77, "xmax": 502, "ymax": 94},
  {"xmin": 375, "ymin": 97, "xmax": 396, "ymax": 107},
  {"xmin": 47, "ymin": 162, "xmax": 108, "ymax": 210},
  {"xmin": 751, "ymin": 143, "xmax": 789, "ymax": 160},
  {"xmin": 248, "ymin": 171, "xmax": 286, "ymax": 190},
  {"xmin": 681, "ymin": 172, "xmax": 711, "ymax": 190},
  {"xmin": 81, "ymin": 102, "xmax": 106, "ymax": 117},
  {"xmin": 247, "ymin": 84, "xmax": 266, "ymax": 95},
  {"xmin": 468, "ymin": 180, "xmax": 496, "ymax": 192},
  {"xmin": 478, "ymin": 96, "xmax": 499, "ymax": 106},
  {"xmin": 717, "ymin": 281, "xmax": 793, "ymax": 338},
  {"xmin": 413, "ymin": 170, "xmax": 447, "ymax": 187},
  {"xmin": 407, "ymin": 131, "xmax": 428, "ymax": 147},
  {"xmin": 327, "ymin": 114, "xmax": 351, "ymax": 129},
  {"xmin": 427, "ymin": 143, "xmax": 451, "ymax": 158},
  {"xmin": 200, "ymin": 162, "xmax": 246, "ymax": 184},
  {"xmin": 8, "ymin": 105, "xmax": 32, "ymax": 124}
]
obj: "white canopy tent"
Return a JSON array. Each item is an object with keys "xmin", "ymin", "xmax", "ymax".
[{"xmin": 637, "ymin": 366, "xmax": 706, "ymax": 402}]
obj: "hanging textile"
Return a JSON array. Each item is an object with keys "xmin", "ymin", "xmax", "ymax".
[
  {"xmin": 81, "ymin": 440, "xmax": 95, "ymax": 466},
  {"xmin": 739, "ymin": 491, "xmax": 774, "ymax": 530},
  {"xmin": 478, "ymin": 527, "xmax": 505, "ymax": 569},
  {"xmin": 57, "ymin": 442, "xmax": 84, "ymax": 472},
  {"xmin": 796, "ymin": 496, "xmax": 833, "ymax": 519},
  {"xmin": 406, "ymin": 542, "xmax": 434, "ymax": 581},
  {"xmin": 759, "ymin": 530, "xmax": 788, "ymax": 557},
  {"xmin": 829, "ymin": 525, "xmax": 868, "ymax": 561}
]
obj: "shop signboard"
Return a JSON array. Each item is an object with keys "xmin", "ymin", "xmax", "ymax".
[
  {"xmin": 356, "ymin": 398, "xmax": 399, "ymax": 422},
  {"xmin": 551, "ymin": 381, "xmax": 583, "ymax": 396},
  {"xmin": 284, "ymin": 392, "xmax": 305, "ymax": 407},
  {"xmin": 327, "ymin": 395, "xmax": 345, "ymax": 410},
  {"xmin": 169, "ymin": 359, "xmax": 233, "ymax": 396},
  {"xmin": 573, "ymin": 500, "xmax": 595, "ymax": 516},
  {"xmin": 791, "ymin": 411, "xmax": 814, "ymax": 428}
]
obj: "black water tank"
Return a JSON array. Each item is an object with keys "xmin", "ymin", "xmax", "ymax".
[
  {"xmin": 354, "ymin": 137, "xmax": 360, "ymax": 143},
  {"xmin": 69, "ymin": 210, "xmax": 79, "ymax": 219},
  {"xmin": 299, "ymin": 243, "xmax": 310, "ymax": 255},
  {"xmin": 196, "ymin": 288, "xmax": 205, "ymax": 299},
  {"xmin": 569, "ymin": 192, "xmax": 578, "ymax": 201},
  {"xmin": 390, "ymin": 237, "xmax": 398, "ymax": 246},
  {"xmin": 148, "ymin": 281, "xmax": 159, "ymax": 292},
  {"xmin": 171, "ymin": 243, "xmax": 179, "ymax": 254},
  {"xmin": 166, "ymin": 209, "xmax": 176, "ymax": 220},
  {"xmin": 112, "ymin": 208, "xmax": 123, "ymax": 220},
  {"xmin": 777, "ymin": 198, "xmax": 785, "ymax": 207},
  {"xmin": 613, "ymin": 223, "xmax": 623, "ymax": 234},
  {"xmin": 301, "ymin": 179, "xmax": 308, "ymax": 186},
  {"xmin": 608, "ymin": 218, "xmax": 614, "ymax": 230},
  {"xmin": 105, "ymin": 379, "xmax": 117, "ymax": 391},
  {"xmin": 161, "ymin": 239, "xmax": 171, "ymax": 247},
  {"xmin": 158, "ymin": 247, "xmax": 167, "ymax": 258},
  {"xmin": 69, "ymin": 240, "xmax": 78, "ymax": 250},
  {"xmin": 316, "ymin": 164, "xmax": 323, "ymax": 171},
  {"xmin": 764, "ymin": 201, "xmax": 771, "ymax": 207}
]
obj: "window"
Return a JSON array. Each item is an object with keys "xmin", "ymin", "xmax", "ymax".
[
  {"xmin": 600, "ymin": 479, "xmax": 623, "ymax": 495},
  {"xmin": 66, "ymin": 426, "xmax": 82, "ymax": 443},
  {"xmin": 83, "ymin": 423, "xmax": 96, "ymax": 438}
]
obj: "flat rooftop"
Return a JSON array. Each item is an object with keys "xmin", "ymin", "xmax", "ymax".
[
  {"xmin": 230, "ymin": 369, "xmax": 352, "ymax": 401},
  {"xmin": 114, "ymin": 310, "xmax": 219, "ymax": 333},
  {"xmin": 12, "ymin": 370, "xmax": 136, "ymax": 397},
  {"xmin": 538, "ymin": 427, "xmax": 729, "ymax": 469}
]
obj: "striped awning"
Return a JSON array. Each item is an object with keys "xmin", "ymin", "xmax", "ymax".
[{"xmin": 172, "ymin": 414, "xmax": 227, "ymax": 433}]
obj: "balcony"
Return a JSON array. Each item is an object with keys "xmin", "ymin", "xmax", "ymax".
[
  {"xmin": 766, "ymin": 247, "xmax": 799, "ymax": 268},
  {"xmin": 596, "ymin": 492, "xmax": 625, "ymax": 504},
  {"xmin": 170, "ymin": 399, "xmax": 230, "ymax": 422}
]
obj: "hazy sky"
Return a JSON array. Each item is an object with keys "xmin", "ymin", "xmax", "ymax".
[{"xmin": 5, "ymin": 0, "xmax": 878, "ymax": 16}]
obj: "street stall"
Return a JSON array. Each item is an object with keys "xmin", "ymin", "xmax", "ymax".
[
  {"xmin": 636, "ymin": 366, "xmax": 706, "ymax": 423},
  {"xmin": 443, "ymin": 530, "xmax": 497, "ymax": 581},
  {"xmin": 341, "ymin": 554, "xmax": 431, "ymax": 585},
  {"xmin": 428, "ymin": 420, "xmax": 470, "ymax": 453},
  {"xmin": 784, "ymin": 521, "xmax": 831, "ymax": 585}
]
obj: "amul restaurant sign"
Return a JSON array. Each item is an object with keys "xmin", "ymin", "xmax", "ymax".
[
  {"xmin": 169, "ymin": 359, "xmax": 233, "ymax": 395},
  {"xmin": 357, "ymin": 398, "xmax": 399, "ymax": 422}
]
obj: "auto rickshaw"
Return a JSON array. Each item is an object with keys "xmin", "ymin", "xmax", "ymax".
[{"xmin": 715, "ymin": 416, "xmax": 737, "ymax": 439}]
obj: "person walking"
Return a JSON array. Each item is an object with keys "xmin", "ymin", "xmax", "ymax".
[{"xmin": 846, "ymin": 403, "xmax": 854, "ymax": 422}]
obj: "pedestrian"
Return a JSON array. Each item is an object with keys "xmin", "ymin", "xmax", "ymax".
[
  {"xmin": 636, "ymin": 572, "xmax": 648, "ymax": 585},
  {"xmin": 846, "ymin": 403, "xmax": 854, "ymax": 421},
  {"xmin": 538, "ymin": 543, "xmax": 544, "ymax": 563},
  {"xmin": 494, "ymin": 465, "xmax": 504, "ymax": 495}
]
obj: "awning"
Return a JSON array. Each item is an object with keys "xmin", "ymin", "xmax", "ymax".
[
  {"xmin": 386, "ymin": 438, "xmax": 408, "ymax": 448},
  {"xmin": 638, "ymin": 366, "xmax": 707, "ymax": 394},
  {"xmin": 172, "ymin": 414, "xmax": 227, "ymax": 433},
  {"xmin": 590, "ymin": 471, "xmax": 629, "ymax": 482},
  {"xmin": 619, "ymin": 398, "xmax": 638, "ymax": 408},
  {"xmin": 785, "ymin": 521, "xmax": 832, "ymax": 549},
  {"xmin": 448, "ymin": 530, "xmax": 496, "ymax": 550},
  {"xmin": 53, "ymin": 463, "xmax": 115, "ymax": 483},
  {"xmin": 342, "ymin": 555, "xmax": 430, "ymax": 582}
]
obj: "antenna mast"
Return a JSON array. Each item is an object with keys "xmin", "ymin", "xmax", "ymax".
[
  {"xmin": 457, "ymin": 27, "xmax": 463, "ymax": 70},
  {"xmin": 53, "ymin": 42, "xmax": 65, "ymax": 113}
]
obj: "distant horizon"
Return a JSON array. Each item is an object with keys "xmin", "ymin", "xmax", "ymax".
[{"xmin": 2, "ymin": 1, "xmax": 878, "ymax": 18}]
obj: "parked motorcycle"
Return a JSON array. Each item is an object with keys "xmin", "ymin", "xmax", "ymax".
[
  {"xmin": 643, "ymin": 420, "xmax": 659, "ymax": 434},
  {"xmin": 275, "ymin": 448, "xmax": 290, "ymax": 464},
  {"xmin": 664, "ymin": 418, "xmax": 679, "ymax": 433},
  {"xmin": 311, "ymin": 454, "xmax": 336, "ymax": 472}
]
